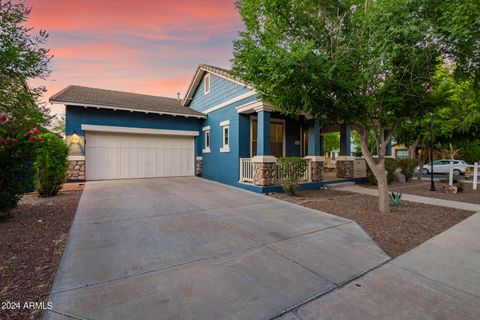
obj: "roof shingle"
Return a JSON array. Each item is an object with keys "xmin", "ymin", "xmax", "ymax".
[{"xmin": 50, "ymin": 85, "xmax": 206, "ymax": 118}]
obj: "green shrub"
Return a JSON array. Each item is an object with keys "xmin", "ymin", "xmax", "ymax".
[
  {"xmin": 278, "ymin": 157, "xmax": 307, "ymax": 196},
  {"xmin": 366, "ymin": 157, "xmax": 397, "ymax": 185},
  {"xmin": 397, "ymin": 158, "xmax": 417, "ymax": 181},
  {"xmin": 1, "ymin": 121, "xmax": 40, "ymax": 221},
  {"xmin": 35, "ymin": 133, "xmax": 69, "ymax": 197},
  {"xmin": 458, "ymin": 140, "xmax": 480, "ymax": 164}
]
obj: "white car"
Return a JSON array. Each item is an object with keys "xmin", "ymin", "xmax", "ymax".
[{"xmin": 420, "ymin": 159, "xmax": 469, "ymax": 176}]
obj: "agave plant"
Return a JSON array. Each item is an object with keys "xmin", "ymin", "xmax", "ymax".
[{"xmin": 388, "ymin": 192, "xmax": 402, "ymax": 206}]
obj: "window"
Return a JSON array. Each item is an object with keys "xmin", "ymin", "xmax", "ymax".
[
  {"xmin": 202, "ymin": 126, "xmax": 210, "ymax": 153},
  {"xmin": 220, "ymin": 120, "xmax": 230, "ymax": 152},
  {"xmin": 204, "ymin": 74, "xmax": 210, "ymax": 94},
  {"xmin": 250, "ymin": 118, "xmax": 284, "ymax": 158}
]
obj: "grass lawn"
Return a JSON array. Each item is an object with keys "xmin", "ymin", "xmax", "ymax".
[
  {"xmin": 0, "ymin": 184, "xmax": 83, "ymax": 320},
  {"xmin": 271, "ymin": 188, "xmax": 474, "ymax": 258}
]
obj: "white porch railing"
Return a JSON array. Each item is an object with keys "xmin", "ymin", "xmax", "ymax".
[
  {"xmin": 239, "ymin": 158, "xmax": 254, "ymax": 183},
  {"xmin": 240, "ymin": 157, "xmax": 311, "ymax": 184}
]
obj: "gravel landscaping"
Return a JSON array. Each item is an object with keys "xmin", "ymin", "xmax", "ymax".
[
  {"xmin": 271, "ymin": 188, "xmax": 474, "ymax": 258},
  {"xmin": 367, "ymin": 180, "xmax": 480, "ymax": 204},
  {"xmin": 0, "ymin": 186, "xmax": 82, "ymax": 320}
]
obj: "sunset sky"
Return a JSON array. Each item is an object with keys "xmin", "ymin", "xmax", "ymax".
[{"xmin": 26, "ymin": 0, "xmax": 243, "ymax": 114}]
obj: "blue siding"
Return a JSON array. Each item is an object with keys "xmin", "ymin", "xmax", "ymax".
[
  {"xmin": 66, "ymin": 106, "xmax": 202, "ymax": 136},
  {"xmin": 199, "ymin": 95, "xmax": 257, "ymax": 185},
  {"xmin": 189, "ymin": 73, "xmax": 251, "ymax": 112}
]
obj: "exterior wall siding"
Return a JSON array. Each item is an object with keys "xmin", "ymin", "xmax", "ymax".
[
  {"xmin": 66, "ymin": 105, "xmax": 202, "ymax": 136},
  {"xmin": 189, "ymin": 73, "xmax": 251, "ymax": 112},
  {"xmin": 198, "ymin": 95, "xmax": 257, "ymax": 185}
]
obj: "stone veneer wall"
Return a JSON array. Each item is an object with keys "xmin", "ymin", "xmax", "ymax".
[
  {"xmin": 68, "ymin": 160, "xmax": 85, "ymax": 181},
  {"xmin": 336, "ymin": 160, "xmax": 354, "ymax": 178},
  {"xmin": 253, "ymin": 162, "xmax": 277, "ymax": 186},
  {"xmin": 196, "ymin": 158, "xmax": 202, "ymax": 176},
  {"xmin": 309, "ymin": 161, "xmax": 324, "ymax": 182}
]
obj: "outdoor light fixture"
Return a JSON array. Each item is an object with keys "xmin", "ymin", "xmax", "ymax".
[{"xmin": 72, "ymin": 130, "xmax": 79, "ymax": 143}]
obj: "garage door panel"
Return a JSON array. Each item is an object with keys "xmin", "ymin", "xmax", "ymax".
[{"xmin": 86, "ymin": 131, "xmax": 194, "ymax": 180}]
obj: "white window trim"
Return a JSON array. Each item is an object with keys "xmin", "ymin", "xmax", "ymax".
[
  {"xmin": 204, "ymin": 74, "xmax": 210, "ymax": 94},
  {"xmin": 220, "ymin": 120, "xmax": 230, "ymax": 153},
  {"xmin": 203, "ymin": 129, "xmax": 211, "ymax": 153}
]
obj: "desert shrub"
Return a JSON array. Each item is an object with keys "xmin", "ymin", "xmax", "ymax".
[
  {"xmin": 35, "ymin": 132, "xmax": 69, "ymax": 197},
  {"xmin": 366, "ymin": 157, "xmax": 397, "ymax": 185},
  {"xmin": 278, "ymin": 157, "xmax": 307, "ymax": 196},
  {"xmin": 397, "ymin": 158, "xmax": 417, "ymax": 181},
  {"xmin": 388, "ymin": 191, "xmax": 402, "ymax": 206},
  {"xmin": 1, "ymin": 118, "xmax": 42, "ymax": 221}
]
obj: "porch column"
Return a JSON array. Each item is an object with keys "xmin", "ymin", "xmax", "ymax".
[
  {"xmin": 337, "ymin": 124, "xmax": 355, "ymax": 178},
  {"xmin": 339, "ymin": 124, "xmax": 351, "ymax": 156},
  {"xmin": 257, "ymin": 110, "xmax": 271, "ymax": 156},
  {"xmin": 386, "ymin": 140, "xmax": 392, "ymax": 157},
  {"xmin": 252, "ymin": 106, "xmax": 277, "ymax": 186},
  {"xmin": 304, "ymin": 119, "xmax": 324, "ymax": 182}
]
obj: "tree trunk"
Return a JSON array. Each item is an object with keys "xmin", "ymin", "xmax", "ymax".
[
  {"xmin": 417, "ymin": 147, "xmax": 428, "ymax": 181},
  {"xmin": 408, "ymin": 137, "xmax": 420, "ymax": 159},
  {"xmin": 357, "ymin": 126, "xmax": 391, "ymax": 214}
]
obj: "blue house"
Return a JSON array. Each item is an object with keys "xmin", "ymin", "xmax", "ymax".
[{"xmin": 51, "ymin": 64, "xmax": 371, "ymax": 193}]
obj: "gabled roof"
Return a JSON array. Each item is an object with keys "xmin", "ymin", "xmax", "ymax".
[
  {"xmin": 50, "ymin": 85, "xmax": 206, "ymax": 118},
  {"xmin": 182, "ymin": 64, "xmax": 250, "ymax": 106}
]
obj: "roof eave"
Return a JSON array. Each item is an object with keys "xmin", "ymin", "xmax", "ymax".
[{"xmin": 50, "ymin": 100, "xmax": 207, "ymax": 119}]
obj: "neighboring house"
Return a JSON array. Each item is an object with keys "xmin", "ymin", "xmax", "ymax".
[{"xmin": 50, "ymin": 64, "xmax": 371, "ymax": 193}]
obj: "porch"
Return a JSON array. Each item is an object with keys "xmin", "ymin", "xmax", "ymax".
[{"xmin": 236, "ymin": 101, "xmax": 370, "ymax": 188}]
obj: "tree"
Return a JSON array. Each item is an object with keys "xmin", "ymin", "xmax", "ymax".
[
  {"xmin": 0, "ymin": 0, "xmax": 51, "ymax": 129},
  {"xmin": 422, "ymin": 0, "xmax": 480, "ymax": 83},
  {"xmin": 323, "ymin": 133, "xmax": 339, "ymax": 155},
  {"xmin": 233, "ymin": 0, "xmax": 440, "ymax": 213},
  {"xmin": 395, "ymin": 63, "xmax": 480, "ymax": 176},
  {"xmin": 51, "ymin": 111, "xmax": 66, "ymax": 135}
]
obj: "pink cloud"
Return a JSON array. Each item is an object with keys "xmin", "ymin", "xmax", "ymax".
[{"xmin": 24, "ymin": 0, "xmax": 243, "ymax": 115}]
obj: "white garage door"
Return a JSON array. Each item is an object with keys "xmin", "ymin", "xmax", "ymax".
[{"xmin": 85, "ymin": 131, "xmax": 195, "ymax": 180}]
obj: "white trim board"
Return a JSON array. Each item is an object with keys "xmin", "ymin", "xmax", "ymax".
[
  {"xmin": 81, "ymin": 124, "xmax": 199, "ymax": 137},
  {"xmin": 68, "ymin": 156, "xmax": 85, "ymax": 161},
  {"xmin": 202, "ymin": 91, "xmax": 257, "ymax": 114},
  {"xmin": 52, "ymin": 101, "xmax": 206, "ymax": 119}
]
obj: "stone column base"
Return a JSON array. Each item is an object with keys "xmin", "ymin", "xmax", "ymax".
[
  {"xmin": 196, "ymin": 157, "xmax": 202, "ymax": 176},
  {"xmin": 252, "ymin": 156, "xmax": 277, "ymax": 186},
  {"xmin": 68, "ymin": 160, "xmax": 85, "ymax": 181},
  {"xmin": 304, "ymin": 156, "xmax": 324, "ymax": 182},
  {"xmin": 336, "ymin": 156, "xmax": 355, "ymax": 178}
]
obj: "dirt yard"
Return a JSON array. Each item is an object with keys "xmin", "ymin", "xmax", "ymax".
[
  {"xmin": 371, "ymin": 179, "xmax": 480, "ymax": 204},
  {"xmin": 0, "ymin": 185, "xmax": 83, "ymax": 320},
  {"xmin": 271, "ymin": 188, "xmax": 474, "ymax": 258}
]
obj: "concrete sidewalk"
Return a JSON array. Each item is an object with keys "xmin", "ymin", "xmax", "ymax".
[
  {"xmin": 278, "ymin": 212, "xmax": 480, "ymax": 320},
  {"xmin": 337, "ymin": 185, "xmax": 480, "ymax": 212}
]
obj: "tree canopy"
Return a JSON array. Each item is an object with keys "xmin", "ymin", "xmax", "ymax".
[
  {"xmin": 0, "ymin": 0, "xmax": 51, "ymax": 128},
  {"xmin": 233, "ymin": 0, "xmax": 442, "ymax": 212}
]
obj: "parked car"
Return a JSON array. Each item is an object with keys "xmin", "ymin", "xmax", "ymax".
[{"xmin": 419, "ymin": 159, "xmax": 469, "ymax": 176}]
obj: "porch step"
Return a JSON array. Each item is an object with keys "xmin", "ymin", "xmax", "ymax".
[{"xmin": 327, "ymin": 181, "xmax": 356, "ymax": 189}]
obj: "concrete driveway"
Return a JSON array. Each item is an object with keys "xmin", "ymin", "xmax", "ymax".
[{"xmin": 46, "ymin": 177, "xmax": 389, "ymax": 320}]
